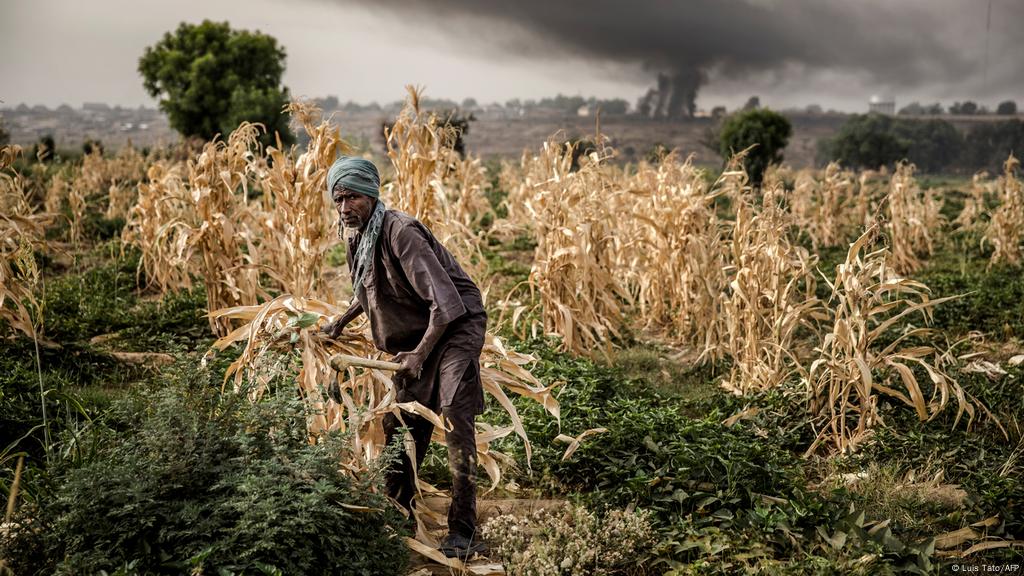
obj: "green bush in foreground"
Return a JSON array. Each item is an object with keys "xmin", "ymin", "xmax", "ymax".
[{"xmin": 1, "ymin": 364, "xmax": 408, "ymax": 576}]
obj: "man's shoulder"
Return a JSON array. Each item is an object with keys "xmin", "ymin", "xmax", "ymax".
[
  {"xmin": 383, "ymin": 209, "xmax": 432, "ymax": 241},
  {"xmin": 384, "ymin": 209, "xmax": 419, "ymax": 228}
]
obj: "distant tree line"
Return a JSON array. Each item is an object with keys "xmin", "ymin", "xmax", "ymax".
[
  {"xmin": 316, "ymin": 94, "xmax": 631, "ymax": 116},
  {"xmin": 820, "ymin": 113, "xmax": 1024, "ymax": 173},
  {"xmin": 898, "ymin": 99, "xmax": 1017, "ymax": 116}
]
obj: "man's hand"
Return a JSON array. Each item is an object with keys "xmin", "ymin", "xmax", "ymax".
[
  {"xmin": 320, "ymin": 302, "xmax": 364, "ymax": 339},
  {"xmin": 393, "ymin": 350, "xmax": 426, "ymax": 382},
  {"xmin": 320, "ymin": 316, "xmax": 349, "ymax": 339}
]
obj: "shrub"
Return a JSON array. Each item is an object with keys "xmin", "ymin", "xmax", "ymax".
[
  {"xmin": 1, "ymin": 364, "xmax": 409, "ymax": 575},
  {"xmin": 717, "ymin": 108, "xmax": 792, "ymax": 186}
]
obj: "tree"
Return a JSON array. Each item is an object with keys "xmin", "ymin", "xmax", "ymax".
[
  {"xmin": 962, "ymin": 120, "xmax": 1024, "ymax": 172},
  {"xmin": 597, "ymin": 98, "xmax": 629, "ymax": 115},
  {"xmin": 742, "ymin": 96, "xmax": 761, "ymax": 110},
  {"xmin": 138, "ymin": 20, "xmax": 294, "ymax": 146},
  {"xmin": 718, "ymin": 108, "xmax": 791, "ymax": 185},
  {"xmin": 949, "ymin": 101, "xmax": 979, "ymax": 115},
  {"xmin": 825, "ymin": 114, "xmax": 908, "ymax": 170},
  {"xmin": 893, "ymin": 119, "xmax": 963, "ymax": 172},
  {"xmin": 898, "ymin": 101, "xmax": 924, "ymax": 115},
  {"xmin": 315, "ymin": 95, "xmax": 339, "ymax": 110},
  {"xmin": 33, "ymin": 134, "xmax": 56, "ymax": 163},
  {"xmin": 0, "ymin": 118, "xmax": 8, "ymax": 147},
  {"xmin": 997, "ymin": 100, "xmax": 1018, "ymax": 115}
]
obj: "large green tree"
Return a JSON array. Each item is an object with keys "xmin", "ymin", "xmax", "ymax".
[
  {"xmin": 718, "ymin": 108, "xmax": 792, "ymax": 185},
  {"xmin": 139, "ymin": 20, "xmax": 294, "ymax": 146},
  {"xmin": 824, "ymin": 113, "xmax": 908, "ymax": 170}
]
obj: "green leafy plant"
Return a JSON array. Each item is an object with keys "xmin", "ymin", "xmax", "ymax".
[{"xmin": 1, "ymin": 363, "xmax": 409, "ymax": 575}]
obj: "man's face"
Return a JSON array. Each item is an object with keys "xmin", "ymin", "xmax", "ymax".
[{"xmin": 332, "ymin": 185, "xmax": 376, "ymax": 229}]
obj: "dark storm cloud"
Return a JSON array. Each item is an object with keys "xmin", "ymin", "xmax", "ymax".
[{"xmin": 332, "ymin": 0, "xmax": 1024, "ymax": 115}]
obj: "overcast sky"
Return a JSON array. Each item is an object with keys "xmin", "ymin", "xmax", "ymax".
[{"xmin": 1, "ymin": 0, "xmax": 1021, "ymax": 113}]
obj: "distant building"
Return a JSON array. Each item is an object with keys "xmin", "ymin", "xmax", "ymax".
[{"xmin": 868, "ymin": 95, "xmax": 896, "ymax": 115}]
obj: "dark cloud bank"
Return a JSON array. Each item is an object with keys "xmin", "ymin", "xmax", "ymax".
[{"xmin": 334, "ymin": 0, "xmax": 1023, "ymax": 115}]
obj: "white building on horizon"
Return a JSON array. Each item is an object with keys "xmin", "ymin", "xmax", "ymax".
[{"xmin": 868, "ymin": 95, "xmax": 896, "ymax": 115}]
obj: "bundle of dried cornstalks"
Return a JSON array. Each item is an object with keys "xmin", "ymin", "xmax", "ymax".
[
  {"xmin": 721, "ymin": 181, "xmax": 822, "ymax": 393},
  {"xmin": 123, "ymin": 124, "xmax": 265, "ymax": 335},
  {"xmin": 805, "ymin": 226, "xmax": 974, "ymax": 455},
  {"xmin": 254, "ymin": 102, "xmax": 347, "ymax": 298},
  {"xmin": 953, "ymin": 171, "xmax": 993, "ymax": 231},
  {"xmin": 122, "ymin": 161, "xmax": 195, "ymax": 292},
  {"xmin": 886, "ymin": 162, "xmax": 943, "ymax": 273},
  {"xmin": 383, "ymin": 86, "xmax": 491, "ymax": 281},
  {"xmin": 789, "ymin": 162, "xmax": 857, "ymax": 248},
  {"xmin": 0, "ymin": 145, "xmax": 53, "ymax": 338},
  {"xmin": 985, "ymin": 155, "xmax": 1023, "ymax": 267},
  {"xmin": 510, "ymin": 138, "xmax": 630, "ymax": 356},
  {"xmin": 617, "ymin": 153, "xmax": 728, "ymax": 357}
]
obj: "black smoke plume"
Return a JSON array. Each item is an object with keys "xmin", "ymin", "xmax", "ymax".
[{"xmin": 329, "ymin": 0, "xmax": 1024, "ymax": 114}]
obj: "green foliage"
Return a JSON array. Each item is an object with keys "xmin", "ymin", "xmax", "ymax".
[
  {"xmin": 138, "ymin": 20, "xmax": 294, "ymax": 147},
  {"xmin": 717, "ymin": 109, "xmax": 792, "ymax": 185},
  {"xmin": 496, "ymin": 340, "xmax": 965, "ymax": 572},
  {"xmin": 824, "ymin": 114, "xmax": 910, "ymax": 170},
  {"xmin": 961, "ymin": 120, "xmax": 1024, "ymax": 174},
  {"xmin": 914, "ymin": 257, "xmax": 1024, "ymax": 339},
  {"xmin": 36, "ymin": 248, "xmax": 208, "ymax": 349},
  {"xmin": 949, "ymin": 101, "xmax": 979, "ymax": 115},
  {"xmin": 996, "ymin": 100, "xmax": 1018, "ymax": 116},
  {"xmin": 1, "ymin": 365, "xmax": 409, "ymax": 575},
  {"xmin": 825, "ymin": 114, "xmax": 1024, "ymax": 174},
  {"xmin": 892, "ymin": 119, "xmax": 963, "ymax": 173},
  {"xmin": 40, "ymin": 257, "xmax": 138, "ymax": 342}
]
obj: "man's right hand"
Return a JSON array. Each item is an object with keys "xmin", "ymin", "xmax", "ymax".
[{"xmin": 320, "ymin": 317, "xmax": 348, "ymax": 339}]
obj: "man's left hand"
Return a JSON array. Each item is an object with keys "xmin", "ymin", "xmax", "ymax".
[{"xmin": 393, "ymin": 350, "xmax": 426, "ymax": 382}]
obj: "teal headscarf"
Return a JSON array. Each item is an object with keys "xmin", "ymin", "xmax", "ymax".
[
  {"xmin": 327, "ymin": 156, "xmax": 381, "ymax": 199},
  {"xmin": 328, "ymin": 156, "xmax": 385, "ymax": 301}
]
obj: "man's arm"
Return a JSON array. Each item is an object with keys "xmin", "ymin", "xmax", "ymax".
[
  {"xmin": 391, "ymin": 223, "xmax": 467, "ymax": 380},
  {"xmin": 393, "ymin": 316, "xmax": 447, "ymax": 381},
  {"xmin": 320, "ymin": 300, "xmax": 364, "ymax": 339}
]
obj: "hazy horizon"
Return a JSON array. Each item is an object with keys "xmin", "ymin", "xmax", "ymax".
[{"xmin": 2, "ymin": 0, "xmax": 1021, "ymax": 114}]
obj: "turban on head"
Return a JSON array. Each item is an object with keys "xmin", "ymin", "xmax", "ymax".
[{"xmin": 327, "ymin": 156, "xmax": 381, "ymax": 199}]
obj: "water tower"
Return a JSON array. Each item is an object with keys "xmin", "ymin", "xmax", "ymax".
[{"xmin": 868, "ymin": 95, "xmax": 896, "ymax": 115}]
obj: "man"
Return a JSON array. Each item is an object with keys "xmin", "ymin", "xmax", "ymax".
[{"xmin": 320, "ymin": 156, "xmax": 488, "ymax": 559}]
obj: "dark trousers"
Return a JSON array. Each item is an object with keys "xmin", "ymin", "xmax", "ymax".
[{"xmin": 382, "ymin": 370, "xmax": 480, "ymax": 539}]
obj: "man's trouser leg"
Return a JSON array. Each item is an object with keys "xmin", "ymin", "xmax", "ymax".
[
  {"xmin": 382, "ymin": 411, "xmax": 434, "ymax": 512},
  {"xmin": 442, "ymin": 370, "xmax": 480, "ymax": 539}
]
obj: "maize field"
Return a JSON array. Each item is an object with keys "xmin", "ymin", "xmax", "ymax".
[{"xmin": 2, "ymin": 90, "xmax": 1024, "ymax": 574}]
